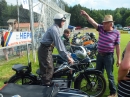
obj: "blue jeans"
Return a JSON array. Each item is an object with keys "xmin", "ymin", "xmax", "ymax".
[{"xmin": 96, "ymin": 53, "xmax": 116, "ymax": 94}]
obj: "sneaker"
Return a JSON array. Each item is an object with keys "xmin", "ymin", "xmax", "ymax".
[{"xmin": 107, "ymin": 93, "xmax": 117, "ymax": 97}]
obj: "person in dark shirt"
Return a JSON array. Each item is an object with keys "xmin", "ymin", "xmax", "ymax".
[{"xmin": 61, "ymin": 29, "xmax": 71, "ymax": 51}]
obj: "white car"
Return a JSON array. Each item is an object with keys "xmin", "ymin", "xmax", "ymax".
[{"xmin": 123, "ymin": 27, "xmax": 129, "ymax": 31}]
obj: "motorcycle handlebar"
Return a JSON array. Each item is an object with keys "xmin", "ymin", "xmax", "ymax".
[
  {"xmin": 54, "ymin": 61, "xmax": 79, "ymax": 74},
  {"xmin": 69, "ymin": 61, "xmax": 79, "ymax": 66}
]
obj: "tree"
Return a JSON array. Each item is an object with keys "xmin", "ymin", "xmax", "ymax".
[
  {"xmin": 1, "ymin": 0, "xmax": 130, "ymax": 28},
  {"xmin": 90, "ymin": 10, "xmax": 103, "ymax": 24},
  {"xmin": 19, "ymin": 5, "xmax": 30, "ymax": 23},
  {"xmin": 125, "ymin": 16, "xmax": 130, "ymax": 26},
  {"xmin": 64, "ymin": 3, "xmax": 70, "ymax": 12},
  {"xmin": 69, "ymin": 4, "xmax": 82, "ymax": 26},
  {"xmin": 121, "ymin": 9, "xmax": 130, "ymax": 26},
  {"xmin": 0, "ymin": 0, "xmax": 8, "ymax": 26},
  {"xmin": 114, "ymin": 12, "xmax": 122, "ymax": 24}
]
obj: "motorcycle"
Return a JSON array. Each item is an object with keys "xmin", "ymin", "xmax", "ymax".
[
  {"xmin": 6, "ymin": 47, "xmax": 106, "ymax": 97},
  {"xmin": 84, "ymin": 32, "xmax": 98, "ymax": 58},
  {"xmin": 71, "ymin": 32, "xmax": 83, "ymax": 46},
  {"xmin": 71, "ymin": 32, "xmax": 97, "ymax": 58},
  {"xmin": 71, "ymin": 32, "xmax": 96, "ymax": 46},
  {"xmin": 53, "ymin": 45, "xmax": 96, "ymax": 68}
]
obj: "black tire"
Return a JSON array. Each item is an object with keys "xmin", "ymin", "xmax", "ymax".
[
  {"xmin": 8, "ymin": 75, "xmax": 38, "ymax": 85},
  {"xmin": 74, "ymin": 73, "xmax": 106, "ymax": 97}
]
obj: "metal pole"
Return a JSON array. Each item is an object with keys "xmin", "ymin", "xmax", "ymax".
[
  {"xmin": 17, "ymin": 0, "xmax": 19, "ymax": 31},
  {"xmin": 26, "ymin": 43, "xmax": 30, "ymax": 63},
  {"xmin": 28, "ymin": 0, "xmax": 36, "ymax": 62}
]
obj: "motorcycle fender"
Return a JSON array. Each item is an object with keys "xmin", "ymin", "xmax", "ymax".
[
  {"xmin": 83, "ymin": 40, "xmax": 94, "ymax": 46},
  {"xmin": 84, "ymin": 68, "xmax": 102, "ymax": 74},
  {"xmin": 74, "ymin": 69, "xmax": 102, "ymax": 82}
]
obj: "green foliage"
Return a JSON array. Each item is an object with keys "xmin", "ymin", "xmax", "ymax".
[
  {"xmin": 64, "ymin": 4, "xmax": 130, "ymax": 27},
  {"xmin": 0, "ymin": 1, "xmax": 130, "ymax": 27},
  {"xmin": 121, "ymin": 9, "xmax": 130, "ymax": 26},
  {"xmin": 114, "ymin": 12, "xmax": 122, "ymax": 24},
  {"xmin": 125, "ymin": 16, "xmax": 130, "ymax": 26},
  {"xmin": 0, "ymin": 1, "xmax": 31, "ymax": 26},
  {"xmin": 0, "ymin": 0, "xmax": 8, "ymax": 25}
]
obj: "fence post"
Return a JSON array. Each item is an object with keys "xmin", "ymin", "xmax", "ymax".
[
  {"xmin": 26, "ymin": 43, "xmax": 30, "ymax": 63},
  {"xmin": 28, "ymin": 0, "xmax": 36, "ymax": 62}
]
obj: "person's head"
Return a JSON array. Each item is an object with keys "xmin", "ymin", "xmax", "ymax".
[
  {"xmin": 102, "ymin": 15, "xmax": 114, "ymax": 31},
  {"xmin": 63, "ymin": 29, "xmax": 71, "ymax": 38},
  {"xmin": 54, "ymin": 13, "xmax": 66, "ymax": 28}
]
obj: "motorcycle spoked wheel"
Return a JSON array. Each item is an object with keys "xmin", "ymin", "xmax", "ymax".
[
  {"xmin": 74, "ymin": 73, "xmax": 106, "ymax": 97},
  {"xmin": 8, "ymin": 75, "xmax": 38, "ymax": 85}
]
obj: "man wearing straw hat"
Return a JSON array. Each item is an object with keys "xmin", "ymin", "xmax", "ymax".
[{"xmin": 80, "ymin": 10, "xmax": 120, "ymax": 97}]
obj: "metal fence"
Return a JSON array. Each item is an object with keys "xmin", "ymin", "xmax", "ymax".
[
  {"xmin": 38, "ymin": 0, "xmax": 70, "ymax": 30},
  {"xmin": 0, "ymin": 43, "xmax": 31, "ymax": 64},
  {"xmin": 36, "ymin": 0, "xmax": 71, "ymax": 41},
  {"xmin": 0, "ymin": 0, "xmax": 70, "ymax": 63}
]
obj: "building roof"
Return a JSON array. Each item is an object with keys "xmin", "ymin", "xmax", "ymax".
[
  {"xmin": 16, "ymin": 22, "xmax": 39, "ymax": 28},
  {"xmin": 7, "ymin": 19, "xmax": 17, "ymax": 23}
]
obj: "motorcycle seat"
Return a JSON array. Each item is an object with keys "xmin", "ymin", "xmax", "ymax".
[{"xmin": 12, "ymin": 64, "xmax": 28, "ymax": 72}]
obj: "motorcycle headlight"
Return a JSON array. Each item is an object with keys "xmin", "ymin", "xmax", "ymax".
[
  {"xmin": 74, "ymin": 50, "xmax": 86, "ymax": 59},
  {"xmin": 75, "ymin": 39, "xmax": 81, "ymax": 44}
]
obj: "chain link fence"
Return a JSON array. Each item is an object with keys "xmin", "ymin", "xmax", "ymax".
[{"xmin": 0, "ymin": 0, "xmax": 70, "ymax": 63}]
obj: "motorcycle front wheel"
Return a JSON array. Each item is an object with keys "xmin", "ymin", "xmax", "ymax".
[
  {"xmin": 74, "ymin": 73, "xmax": 106, "ymax": 97},
  {"xmin": 8, "ymin": 75, "xmax": 38, "ymax": 85}
]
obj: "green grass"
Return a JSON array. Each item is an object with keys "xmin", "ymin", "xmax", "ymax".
[{"xmin": 0, "ymin": 29, "xmax": 130, "ymax": 97}]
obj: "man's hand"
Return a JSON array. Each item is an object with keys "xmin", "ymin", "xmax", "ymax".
[
  {"xmin": 68, "ymin": 57, "xmax": 74, "ymax": 65},
  {"xmin": 80, "ymin": 10, "xmax": 98, "ymax": 29},
  {"xmin": 80, "ymin": 10, "xmax": 88, "ymax": 16}
]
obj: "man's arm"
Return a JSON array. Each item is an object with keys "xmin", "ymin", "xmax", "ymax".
[
  {"xmin": 118, "ymin": 42, "xmax": 130, "ymax": 82},
  {"xmin": 115, "ymin": 44, "xmax": 121, "ymax": 66},
  {"xmin": 51, "ymin": 29, "xmax": 68, "ymax": 59},
  {"xmin": 80, "ymin": 10, "xmax": 98, "ymax": 29}
]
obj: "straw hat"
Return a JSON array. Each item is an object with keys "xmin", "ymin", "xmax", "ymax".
[{"xmin": 102, "ymin": 15, "xmax": 114, "ymax": 22}]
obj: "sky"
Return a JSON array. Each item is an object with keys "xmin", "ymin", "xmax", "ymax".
[
  {"xmin": 5, "ymin": 0, "xmax": 130, "ymax": 10},
  {"xmin": 64, "ymin": 0, "xmax": 130, "ymax": 10}
]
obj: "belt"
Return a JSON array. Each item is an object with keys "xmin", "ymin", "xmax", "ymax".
[
  {"xmin": 98, "ymin": 52, "xmax": 113, "ymax": 56},
  {"xmin": 40, "ymin": 43, "xmax": 54, "ymax": 51}
]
